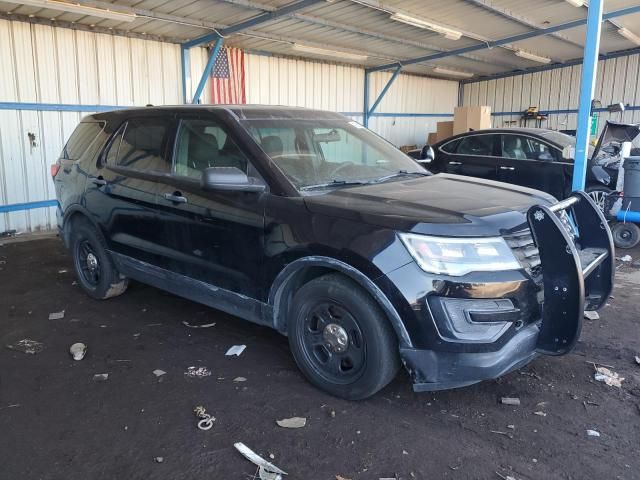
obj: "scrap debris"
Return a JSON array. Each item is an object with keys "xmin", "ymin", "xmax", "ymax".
[
  {"xmin": 635, "ymin": 356, "xmax": 640, "ymax": 366},
  {"xmin": 93, "ymin": 373, "xmax": 109, "ymax": 382},
  {"xmin": 6, "ymin": 338, "xmax": 43, "ymax": 355},
  {"xmin": 154, "ymin": 456, "xmax": 164, "ymax": 463},
  {"xmin": 233, "ymin": 377, "xmax": 247, "ymax": 382},
  {"xmin": 586, "ymin": 429, "xmax": 601, "ymax": 437},
  {"xmin": 276, "ymin": 417, "xmax": 307, "ymax": 429},
  {"xmin": 226, "ymin": 345, "xmax": 246, "ymax": 357},
  {"xmin": 619, "ymin": 255, "xmax": 632, "ymax": 262},
  {"xmin": 182, "ymin": 320, "xmax": 216, "ymax": 329},
  {"xmin": 184, "ymin": 366, "xmax": 212, "ymax": 378},
  {"xmin": 153, "ymin": 369, "xmax": 166, "ymax": 377},
  {"xmin": 533, "ymin": 411, "xmax": 547, "ymax": 417},
  {"xmin": 500, "ymin": 397, "xmax": 521, "ymax": 406},
  {"xmin": 234, "ymin": 442, "xmax": 287, "ymax": 480},
  {"xmin": 193, "ymin": 405, "xmax": 216, "ymax": 431},
  {"xmin": 69, "ymin": 343, "xmax": 86, "ymax": 361},
  {"xmin": 583, "ymin": 311, "xmax": 599, "ymax": 320},
  {"xmin": 594, "ymin": 366, "xmax": 624, "ymax": 388},
  {"xmin": 48, "ymin": 310, "xmax": 65, "ymax": 320}
]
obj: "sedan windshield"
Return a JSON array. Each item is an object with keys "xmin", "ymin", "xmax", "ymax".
[{"xmin": 240, "ymin": 118, "xmax": 428, "ymax": 190}]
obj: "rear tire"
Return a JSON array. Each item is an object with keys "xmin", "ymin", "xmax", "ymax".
[
  {"xmin": 611, "ymin": 222, "xmax": 640, "ymax": 249},
  {"xmin": 287, "ymin": 273, "xmax": 400, "ymax": 400},
  {"xmin": 69, "ymin": 218, "xmax": 128, "ymax": 300}
]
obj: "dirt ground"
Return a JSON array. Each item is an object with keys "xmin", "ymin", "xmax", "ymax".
[{"xmin": 0, "ymin": 236, "xmax": 639, "ymax": 480}]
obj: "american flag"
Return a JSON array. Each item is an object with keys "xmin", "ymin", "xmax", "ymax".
[{"xmin": 209, "ymin": 47, "xmax": 246, "ymax": 104}]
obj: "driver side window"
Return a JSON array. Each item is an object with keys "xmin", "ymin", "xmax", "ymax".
[
  {"xmin": 501, "ymin": 135, "xmax": 557, "ymax": 161},
  {"xmin": 173, "ymin": 118, "xmax": 249, "ymax": 178}
]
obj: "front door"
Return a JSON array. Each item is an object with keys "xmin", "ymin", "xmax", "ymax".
[
  {"xmin": 497, "ymin": 134, "xmax": 568, "ymax": 200},
  {"xmin": 442, "ymin": 133, "xmax": 499, "ymax": 181},
  {"xmin": 85, "ymin": 116, "xmax": 174, "ymax": 266},
  {"xmin": 153, "ymin": 114, "xmax": 266, "ymax": 299}
]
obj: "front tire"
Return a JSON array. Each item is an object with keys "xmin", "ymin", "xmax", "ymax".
[
  {"xmin": 70, "ymin": 219, "xmax": 128, "ymax": 300},
  {"xmin": 585, "ymin": 185, "xmax": 612, "ymax": 213},
  {"xmin": 287, "ymin": 273, "xmax": 400, "ymax": 400}
]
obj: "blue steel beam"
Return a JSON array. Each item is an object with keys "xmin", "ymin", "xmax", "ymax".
[
  {"xmin": 572, "ymin": 0, "xmax": 604, "ymax": 192},
  {"xmin": 191, "ymin": 36, "xmax": 224, "ymax": 104},
  {"xmin": 182, "ymin": 0, "xmax": 323, "ymax": 49},
  {"xmin": 181, "ymin": 45, "xmax": 190, "ymax": 103},
  {"xmin": 368, "ymin": 66, "xmax": 402, "ymax": 117},
  {"xmin": 366, "ymin": 5, "xmax": 640, "ymax": 73}
]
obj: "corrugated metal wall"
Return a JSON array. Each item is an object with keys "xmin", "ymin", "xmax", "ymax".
[
  {"xmin": 244, "ymin": 54, "xmax": 458, "ymax": 147},
  {"xmin": 462, "ymin": 54, "xmax": 640, "ymax": 137},
  {"xmin": 0, "ymin": 19, "xmax": 458, "ymax": 232}
]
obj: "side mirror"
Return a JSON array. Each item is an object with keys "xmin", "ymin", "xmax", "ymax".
[
  {"xmin": 201, "ymin": 166, "xmax": 265, "ymax": 192},
  {"xmin": 419, "ymin": 145, "xmax": 435, "ymax": 164}
]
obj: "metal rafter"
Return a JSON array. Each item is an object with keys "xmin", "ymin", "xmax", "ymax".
[
  {"xmin": 462, "ymin": 0, "xmax": 585, "ymax": 51},
  {"xmin": 215, "ymin": 0, "xmax": 522, "ymax": 70},
  {"xmin": 367, "ymin": 4, "xmax": 640, "ymax": 73}
]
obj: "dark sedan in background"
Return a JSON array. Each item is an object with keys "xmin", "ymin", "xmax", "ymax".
[{"xmin": 409, "ymin": 128, "xmax": 613, "ymax": 208}]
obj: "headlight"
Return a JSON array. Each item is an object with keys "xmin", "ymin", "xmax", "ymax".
[{"xmin": 398, "ymin": 233, "xmax": 521, "ymax": 276}]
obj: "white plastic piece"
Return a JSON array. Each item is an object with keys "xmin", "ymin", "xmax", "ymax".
[
  {"xmin": 49, "ymin": 310, "xmax": 65, "ymax": 320},
  {"xmin": 225, "ymin": 345, "xmax": 247, "ymax": 356},
  {"xmin": 234, "ymin": 442, "xmax": 287, "ymax": 477},
  {"xmin": 276, "ymin": 417, "xmax": 306, "ymax": 429},
  {"xmin": 69, "ymin": 342, "xmax": 87, "ymax": 361}
]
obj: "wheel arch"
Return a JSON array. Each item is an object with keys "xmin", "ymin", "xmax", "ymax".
[
  {"xmin": 268, "ymin": 256, "xmax": 413, "ymax": 348},
  {"xmin": 61, "ymin": 205, "xmax": 104, "ymax": 247}
]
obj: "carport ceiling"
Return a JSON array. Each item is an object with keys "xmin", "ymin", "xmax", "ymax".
[{"xmin": 2, "ymin": 0, "xmax": 640, "ymax": 80}]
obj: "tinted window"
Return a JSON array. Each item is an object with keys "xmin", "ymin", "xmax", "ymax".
[
  {"xmin": 441, "ymin": 138, "xmax": 461, "ymax": 153},
  {"xmin": 173, "ymin": 119, "xmax": 248, "ymax": 178},
  {"xmin": 61, "ymin": 121, "xmax": 106, "ymax": 161},
  {"xmin": 456, "ymin": 135, "xmax": 494, "ymax": 156},
  {"xmin": 501, "ymin": 135, "xmax": 557, "ymax": 161},
  {"xmin": 104, "ymin": 123, "xmax": 125, "ymax": 166},
  {"xmin": 115, "ymin": 118, "xmax": 171, "ymax": 173}
]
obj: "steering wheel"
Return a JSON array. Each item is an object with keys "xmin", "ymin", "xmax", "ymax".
[{"xmin": 328, "ymin": 161, "xmax": 355, "ymax": 178}]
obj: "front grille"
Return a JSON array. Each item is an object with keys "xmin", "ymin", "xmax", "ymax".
[{"xmin": 504, "ymin": 229, "xmax": 542, "ymax": 279}]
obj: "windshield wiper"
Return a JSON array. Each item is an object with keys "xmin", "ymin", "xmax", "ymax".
[
  {"xmin": 300, "ymin": 179, "xmax": 368, "ymax": 191},
  {"xmin": 368, "ymin": 170, "xmax": 430, "ymax": 184}
]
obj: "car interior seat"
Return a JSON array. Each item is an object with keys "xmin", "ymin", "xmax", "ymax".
[
  {"xmin": 503, "ymin": 136, "xmax": 527, "ymax": 160},
  {"xmin": 188, "ymin": 132, "xmax": 219, "ymax": 171}
]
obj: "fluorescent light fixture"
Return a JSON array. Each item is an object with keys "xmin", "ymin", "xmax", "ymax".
[
  {"xmin": 564, "ymin": 0, "xmax": 585, "ymax": 6},
  {"xmin": 515, "ymin": 49, "xmax": 552, "ymax": 64},
  {"xmin": 292, "ymin": 43, "xmax": 368, "ymax": 61},
  {"xmin": 18, "ymin": 0, "xmax": 136, "ymax": 22},
  {"xmin": 390, "ymin": 13, "xmax": 462, "ymax": 41},
  {"xmin": 618, "ymin": 27, "xmax": 640, "ymax": 46},
  {"xmin": 433, "ymin": 67, "xmax": 474, "ymax": 78}
]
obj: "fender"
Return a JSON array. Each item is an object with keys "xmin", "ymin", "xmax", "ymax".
[
  {"xmin": 61, "ymin": 204, "xmax": 101, "ymax": 246},
  {"xmin": 268, "ymin": 255, "xmax": 413, "ymax": 348}
]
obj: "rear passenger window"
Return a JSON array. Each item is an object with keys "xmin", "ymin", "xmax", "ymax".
[
  {"xmin": 61, "ymin": 122, "xmax": 106, "ymax": 161},
  {"xmin": 440, "ymin": 138, "xmax": 461, "ymax": 153},
  {"xmin": 456, "ymin": 135, "xmax": 495, "ymax": 156},
  {"xmin": 115, "ymin": 118, "xmax": 171, "ymax": 173}
]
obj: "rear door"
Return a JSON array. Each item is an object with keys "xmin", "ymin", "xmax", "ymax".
[
  {"xmin": 438, "ymin": 133, "xmax": 499, "ymax": 181},
  {"xmin": 84, "ymin": 116, "xmax": 174, "ymax": 265},
  {"xmin": 153, "ymin": 113, "xmax": 266, "ymax": 299},
  {"xmin": 497, "ymin": 133, "xmax": 568, "ymax": 199}
]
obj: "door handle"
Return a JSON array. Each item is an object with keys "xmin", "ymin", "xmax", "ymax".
[
  {"xmin": 499, "ymin": 166, "xmax": 515, "ymax": 171},
  {"xmin": 448, "ymin": 161, "xmax": 462, "ymax": 165},
  {"xmin": 164, "ymin": 192, "xmax": 188, "ymax": 204},
  {"xmin": 92, "ymin": 176, "xmax": 107, "ymax": 186}
]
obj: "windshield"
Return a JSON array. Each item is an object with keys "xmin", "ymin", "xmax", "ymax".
[{"xmin": 240, "ymin": 118, "xmax": 428, "ymax": 190}]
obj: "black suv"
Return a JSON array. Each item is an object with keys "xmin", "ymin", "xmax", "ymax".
[{"xmin": 53, "ymin": 106, "xmax": 614, "ymax": 399}]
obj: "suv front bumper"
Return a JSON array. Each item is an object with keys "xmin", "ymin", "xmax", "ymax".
[{"xmin": 390, "ymin": 191, "xmax": 614, "ymax": 392}]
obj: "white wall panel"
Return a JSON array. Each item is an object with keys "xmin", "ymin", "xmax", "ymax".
[
  {"xmin": 0, "ymin": 20, "xmax": 184, "ymax": 232},
  {"xmin": 245, "ymin": 55, "xmax": 458, "ymax": 147},
  {"xmin": 463, "ymin": 54, "xmax": 640, "ymax": 138}
]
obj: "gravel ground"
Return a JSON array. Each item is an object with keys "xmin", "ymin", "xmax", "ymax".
[{"xmin": 0, "ymin": 236, "xmax": 639, "ymax": 480}]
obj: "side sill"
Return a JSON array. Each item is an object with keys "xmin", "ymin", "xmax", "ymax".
[{"xmin": 109, "ymin": 251, "xmax": 271, "ymax": 327}]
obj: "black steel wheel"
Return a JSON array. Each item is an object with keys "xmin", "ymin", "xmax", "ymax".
[
  {"xmin": 69, "ymin": 218, "xmax": 128, "ymax": 300},
  {"xmin": 611, "ymin": 222, "xmax": 640, "ymax": 249},
  {"xmin": 288, "ymin": 273, "xmax": 399, "ymax": 400}
]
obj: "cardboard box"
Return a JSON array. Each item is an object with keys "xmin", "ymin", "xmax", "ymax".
[
  {"xmin": 427, "ymin": 132, "xmax": 438, "ymax": 145},
  {"xmin": 436, "ymin": 121, "xmax": 454, "ymax": 142},
  {"xmin": 454, "ymin": 106, "xmax": 492, "ymax": 135},
  {"xmin": 399, "ymin": 144, "xmax": 417, "ymax": 153}
]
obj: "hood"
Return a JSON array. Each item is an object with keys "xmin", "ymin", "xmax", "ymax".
[{"xmin": 303, "ymin": 174, "xmax": 556, "ymax": 237}]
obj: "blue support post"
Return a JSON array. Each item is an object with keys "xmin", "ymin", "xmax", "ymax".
[
  {"xmin": 181, "ymin": 45, "xmax": 190, "ymax": 104},
  {"xmin": 368, "ymin": 65, "xmax": 402, "ymax": 117},
  {"xmin": 191, "ymin": 36, "xmax": 224, "ymax": 104},
  {"xmin": 363, "ymin": 70, "xmax": 370, "ymax": 128},
  {"xmin": 572, "ymin": 0, "xmax": 604, "ymax": 192}
]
